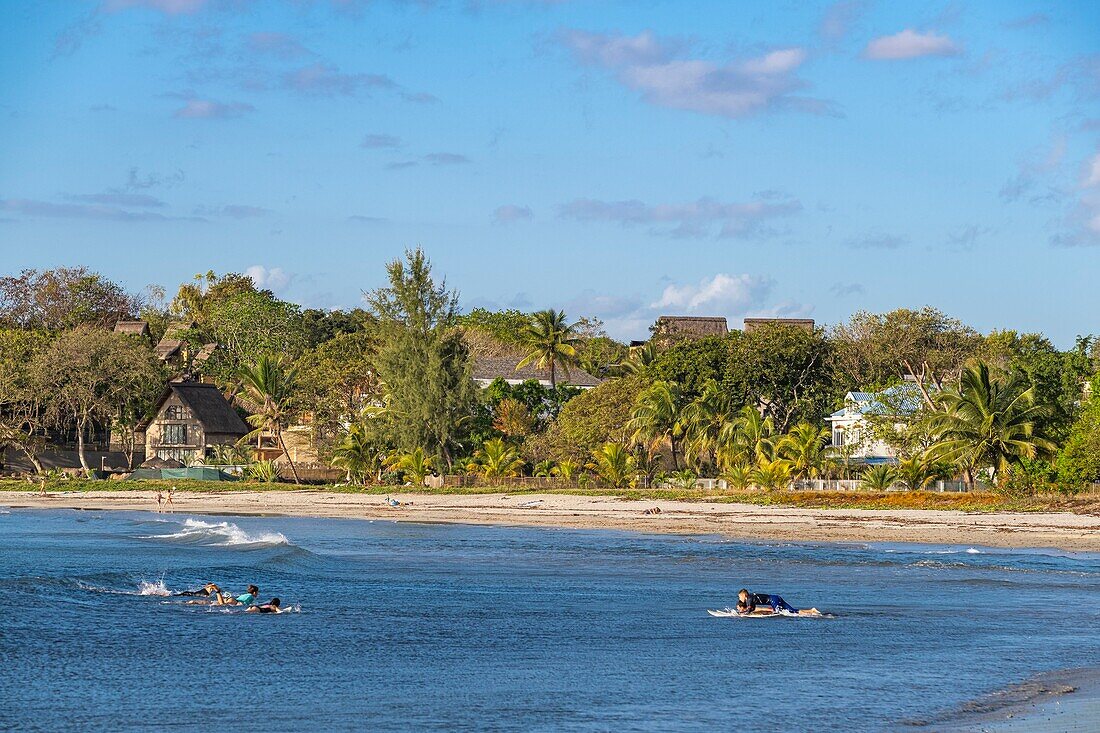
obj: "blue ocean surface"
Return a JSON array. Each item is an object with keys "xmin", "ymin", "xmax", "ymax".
[{"xmin": 1, "ymin": 507, "xmax": 1098, "ymax": 732}]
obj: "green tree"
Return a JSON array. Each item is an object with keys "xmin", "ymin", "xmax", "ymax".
[
  {"xmin": 777, "ymin": 422, "xmax": 830, "ymax": 480},
  {"xmin": 591, "ymin": 442, "xmax": 636, "ymax": 488},
  {"xmin": 330, "ymin": 419, "xmax": 387, "ymax": 484},
  {"xmin": 628, "ymin": 380, "xmax": 688, "ymax": 469},
  {"xmin": 926, "ymin": 361, "xmax": 1056, "ymax": 485},
  {"xmin": 860, "ymin": 465, "xmax": 897, "ymax": 491},
  {"xmin": 895, "ymin": 454, "xmax": 944, "ymax": 491},
  {"xmin": 471, "ymin": 438, "xmax": 526, "ymax": 477},
  {"xmin": 1056, "ymin": 383, "xmax": 1100, "ymax": 486},
  {"xmin": 652, "ymin": 336, "xmax": 729, "ymax": 398},
  {"xmin": 716, "ymin": 406, "xmax": 776, "ymax": 470},
  {"xmin": 524, "ymin": 375, "xmax": 646, "ymax": 465},
  {"xmin": 367, "ymin": 249, "xmax": 477, "ymax": 468},
  {"xmin": 831, "ymin": 308, "xmax": 982, "ymax": 406},
  {"xmin": 0, "ymin": 329, "xmax": 53, "ymax": 472},
  {"xmin": 0, "ymin": 267, "xmax": 140, "ymax": 331},
  {"xmin": 682, "ymin": 379, "xmax": 736, "ymax": 471},
  {"xmin": 236, "ymin": 355, "xmax": 301, "ymax": 484},
  {"xmin": 295, "ymin": 330, "xmax": 382, "ymax": 457},
  {"xmin": 516, "ymin": 309, "xmax": 579, "ymax": 389},
  {"xmin": 725, "ymin": 324, "xmax": 838, "ymax": 431},
  {"xmin": 205, "ymin": 289, "xmax": 308, "ymax": 381},
  {"xmin": 34, "ymin": 326, "xmax": 164, "ymax": 473},
  {"xmin": 751, "ymin": 458, "xmax": 791, "ymax": 491},
  {"xmin": 387, "ymin": 447, "xmax": 435, "ymax": 485}
]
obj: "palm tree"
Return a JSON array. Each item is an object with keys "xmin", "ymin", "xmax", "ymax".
[
  {"xmin": 895, "ymin": 454, "xmax": 943, "ymax": 491},
  {"xmin": 682, "ymin": 380, "xmax": 735, "ymax": 470},
  {"xmin": 552, "ymin": 460, "xmax": 579, "ymax": 481},
  {"xmin": 860, "ymin": 465, "xmax": 897, "ymax": 491},
  {"xmin": 471, "ymin": 438, "xmax": 526, "ymax": 478},
  {"xmin": 236, "ymin": 354, "xmax": 301, "ymax": 484},
  {"xmin": 751, "ymin": 458, "xmax": 791, "ymax": 491},
  {"xmin": 778, "ymin": 423, "xmax": 831, "ymax": 480},
  {"xmin": 591, "ymin": 442, "xmax": 636, "ymax": 488},
  {"xmin": 532, "ymin": 460, "xmax": 556, "ymax": 478},
  {"xmin": 628, "ymin": 380, "xmax": 687, "ymax": 469},
  {"xmin": 388, "ymin": 447, "xmax": 435, "ymax": 486},
  {"xmin": 331, "ymin": 421, "xmax": 385, "ymax": 485},
  {"xmin": 516, "ymin": 309, "xmax": 579, "ymax": 390},
  {"xmin": 926, "ymin": 361, "xmax": 1056, "ymax": 485},
  {"xmin": 717, "ymin": 406, "xmax": 776, "ymax": 470},
  {"xmin": 618, "ymin": 341, "xmax": 658, "ymax": 376},
  {"xmin": 720, "ymin": 462, "xmax": 754, "ymax": 491}
]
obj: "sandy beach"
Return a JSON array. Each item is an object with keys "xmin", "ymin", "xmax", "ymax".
[{"xmin": 4, "ymin": 489, "xmax": 1100, "ymax": 551}]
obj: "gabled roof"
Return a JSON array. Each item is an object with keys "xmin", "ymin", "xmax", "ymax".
[
  {"xmin": 154, "ymin": 321, "xmax": 200, "ymax": 361},
  {"xmin": 139, "ymin": 381, "xmax": 250, "ymax": 436},
  {"xmin": 827, "ymin": 383, "xmax": 924, "ymax": 421},
  {"xmin": 473, "ymin": 355, "xmax": 602, "ymax": 387}
]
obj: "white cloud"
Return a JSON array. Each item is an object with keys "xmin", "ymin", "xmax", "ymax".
[
  {"xmin": 558, "ymin": 29, "xmax": 832, "ymax": 119},
  {"xmin": 1082, "ymin": 151, "xmax": 1100, "ymax": 188},
  {"xmin": 864, "ymin": 29, "xmax": 960, "ymax": 60},
  {"xmin": 246, "ymin": 265, "xmax": 291, "ymax": 292},
  {"xmin": 650, "ymin": 273, "xmax": 773, "ymax": 312}
]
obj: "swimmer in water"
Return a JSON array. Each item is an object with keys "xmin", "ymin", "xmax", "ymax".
[
  {"xmin": 211, "ymin": 584, "xmax": 259, "ymax": 606},
  {"xmin": 246, "ymin": 598, "xmax": 283, "ymax": 614}
]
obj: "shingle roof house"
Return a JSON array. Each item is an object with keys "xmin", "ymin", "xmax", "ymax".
[
  {"xmin": 138, "ymin": 380, "xmax": 250, "ymax": 464},
  {"xmin": 472, "ymin": 355, "xmax": 602, "ymax": 389}
]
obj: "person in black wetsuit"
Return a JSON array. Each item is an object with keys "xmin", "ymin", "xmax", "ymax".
[
  {"xmin": 174, "ymin": 582, "xmax": 221, "ymax": 597},
  {"xmin": 736, "ymin": 588, "xmax": 819, "ymax": 615}
]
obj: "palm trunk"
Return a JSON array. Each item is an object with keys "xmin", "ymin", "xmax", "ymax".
[
  {"xmin": 550, "ymin": 360, "xmax": 556, "ymax": 390},
  {"xmin": 276, "ymin": 429, "xmax": 301, "ymax": 484}
]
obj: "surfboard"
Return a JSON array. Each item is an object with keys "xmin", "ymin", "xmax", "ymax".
[{"xmin": 707, "ymin": 608, "xmax": 831, "ymax": 619}]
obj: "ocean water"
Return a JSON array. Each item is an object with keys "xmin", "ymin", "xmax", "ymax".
[{"xmin": 1, "ymin": 508, "xmax": 1098, "ymax": 732}]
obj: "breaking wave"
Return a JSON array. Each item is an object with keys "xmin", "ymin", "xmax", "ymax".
[{"xmin": 142, "ymin": 519, "xmax": 290, "ymax": 548}]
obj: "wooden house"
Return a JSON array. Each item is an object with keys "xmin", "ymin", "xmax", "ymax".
[{"xmin": 139, "ymin": 380, "xmax": 249, "ymax": 464}]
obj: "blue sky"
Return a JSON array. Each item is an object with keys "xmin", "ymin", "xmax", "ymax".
[{"xmin": 1, "ymin": 0, "xmax": 1098, "ymax": 344}]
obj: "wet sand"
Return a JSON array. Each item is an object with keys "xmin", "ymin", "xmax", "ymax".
[{"xmin": 4, "ymin": 489, "xmax": 1100, "ymax": 551}]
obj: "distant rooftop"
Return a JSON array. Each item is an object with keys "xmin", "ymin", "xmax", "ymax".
[
  {"xmin": 743, "ymin": 318, "xmax": 815, "ymax": 332},
  {"xmin": 472, "ymin": 355, "xmax": 601, "ymax": 388}
]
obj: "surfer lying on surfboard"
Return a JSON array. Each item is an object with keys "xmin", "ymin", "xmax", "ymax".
[{"xmin": 737, "ymin": 588, "xmax": 821, "ymax": 616}]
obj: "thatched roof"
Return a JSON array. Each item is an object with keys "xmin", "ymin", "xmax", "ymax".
[
  {"xmin": 473, "ymin": 355, "xmax": 602, "ymax": 387},
  {"xmin": 114, "ymin": 320, "xmax": 150, "ymax": 337},
  {"xmin": 742, "ymin": 318, "xmax": 815, "ymax": 333},
  {"xmin": 139, "ymin": 381, "xmax": 250, "ymax": 436},
  {"xmin": 154, "ymin": 321, "xmax": 200, "ymax": 361},
  {"xmin": 653, "ymin": 316, "xmax": 729, "ymax": 339}
]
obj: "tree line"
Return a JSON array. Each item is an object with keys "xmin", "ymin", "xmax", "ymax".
[{"xmin": 1, "ymin": 254, "xmax": 1099, "ymax": 493}]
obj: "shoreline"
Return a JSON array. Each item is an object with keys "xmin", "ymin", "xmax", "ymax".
[
  {"xmin": 4, "ymin": 489, "xmax": 1100, "ymax": 551},
  {"xmin": 927, "ymin": 667, "xmax": 1100, "ymax": 732}
]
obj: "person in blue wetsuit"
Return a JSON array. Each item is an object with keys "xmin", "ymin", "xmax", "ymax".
[{"xmin": 736, "ymin": 588, "xmax": 820, "ymax": 616}]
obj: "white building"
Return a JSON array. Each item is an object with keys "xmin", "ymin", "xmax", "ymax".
[{"xmin": 825, "ymin": 384, "xmax": 923, "ymax": 465}]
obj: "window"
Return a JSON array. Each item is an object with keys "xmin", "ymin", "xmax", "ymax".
[
  {"xmin": 165, "ymin": 405, "xmax": 189, "ymax": 420},
  {"xmin": 832, "ymin": 430, "xmax": 844, "ymax": 447},
  {"xmin": 162, "ymin": 424, "xmax": 187, "ymax": 445},
  {"xmin": 157, "ymin": 448, "xmax": 197, "ymax": 464}
]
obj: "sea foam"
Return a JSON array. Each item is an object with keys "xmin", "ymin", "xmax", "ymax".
[{"xmin": 144, "ymin": 518, "xmax": 289, "ymax": 548}]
